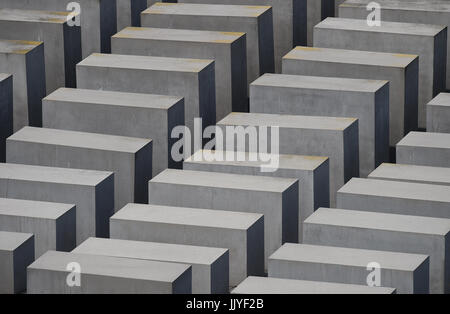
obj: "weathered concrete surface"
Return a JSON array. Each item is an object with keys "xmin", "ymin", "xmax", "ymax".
[
  {"xmin": 0, "ymin": 73, "xmax": 13, "ymax": 162},
  {"xmin": 112, "ymin": 27, "xmax": 247, "ymax": 119},
  {"xmin": 27, "ymin": 251, "xmax": 192, "ymax": 294},
  {"xmin": 0, "ymin": 163, "xmax": 114, "ymax": 245},
  {"xmin": 427, "ymin": 93, "xmax": 450, "ymax": 133},
  {"xmin": 250, "ymin": 73, "xmax": 389, "ymax": 177},
  {"xmin": 73, "ymin": 237, "xmax": 229, "ymax": 294},
  {"xmin": 283, "ymin": 46, "xmax": 418, "ymax": 147},
  {"xmin": 0, "ymin": 198, "xmax": 76, "ymax": 257},
  {"xmin": 110, "ymin": 203, "xmax": 264, "ymax": 286},
  {"xmin": 303, "ymin": 208, "xmax": 450, "ymax": 294},
  {"xmin": 0, "ymin": 231, "xmax": 34, "ymax": 294},
  {"xmin": 0, "ymin": 40, "xmax": 45, "ymax": 132},
  {"xmin": 117, "ymin": 0, "xmax": 148, "ymax": 29}
]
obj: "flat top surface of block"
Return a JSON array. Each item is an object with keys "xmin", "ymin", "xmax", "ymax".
[
  {"xmin": 0, "ymin": 231, "xmax": 33, "ymax": 251},
  {"xmin": 8, "ymin": 127, "xmax": 151, "ymax": 153},
  {"xmin": 218, "ymin": 112, "xmax": 357, "ymax": 131},
  {"xmin": 29, "ymin": 251, "xmax": 190, "ymax": 282},
  {"xmin": 152, "ymin": 169, "xmax": 297, "ymax": 192},
  {"xmin": 73, "ymin": 237, "xmax": 227, "ymax": 265},
  {"xmin": 45, "ymin": 88, "xmax": 183, "ymax": 110},
  {"xmin": 305, "ymin": 208, "xmax": 450, "ymax": 236},
  {"xmin": 0, "ymin": 9, "xmax": 72, "ymax": 24},
  {"xmin": 0, "ymin": 73, "xmax": 12, "ymax": 81},
  {"xmin": 284, "ymin": 46, "xmax": 417, "ymax": 68},
  {"xmin": 112, "ymin": 203, "xmax": 263, "ymax": 230},
  {"xmin": 114, "ymin": 27, "xmax": 245, "ymax": 44},
  {"xmin": 0, "ymin": 198, "xmax": 74, "ymax": 220},
  {"xmin": 252, "ymin": 73, "xmax": 388, "ymax": 93},
  {"xmin": 369, "ymin": 163, "xmax": 450, "ymax": 185},
  {"xmin": 0, "ymin": 163, "xmax": 112, "ymax": 186},
  {"xmin": 270, "ymin": 243, "xmax": 428, "ymax": 271},
  {"xmin": 397, "ymin": 132, "xmax": 450, "ymax": 149},
  {"xmin": 0, "ymin": 39, "xmax": 42, "ymax": 55},
  {"xmin": 428, "ymin": 93, "xmax": 450, "ymax": 107},
  {"xmin": 342, "ymin": 0, "xmax": 450, "ymax": 12},
  {"xmin": 78, "ymin": 53, "xmax": 214, "ymax": 73}
]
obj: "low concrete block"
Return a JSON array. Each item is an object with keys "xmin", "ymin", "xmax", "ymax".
[
  {"xmin": 303, "ymin": 208, "xmax": 450, "ymax": 294},
  {"xmin": 73, "ymin": 237, "xmax": 229, "ymax": 294},
  {"xmin": 110, "ymin": 203, "xmax": 264, "ymax": 286},
  {"xmin": 27, "ymin": 251, "xmax": 192, "ymax": 294},
  {"xmin": 117, "ymin": 0, "xmax": 148, "ymax": 29},
  {"xmin": 427, "ymin": 93, "xmax": 450, "ymax": 133},
  {"xmin": 0, "ymin": 73, "xmax": 13, "ymax": 162}
]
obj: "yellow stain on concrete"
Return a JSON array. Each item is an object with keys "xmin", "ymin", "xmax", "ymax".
[
  {"xmin": 393, "ymin": 53, "xmax": 417, "ymax": 58},
  {"xmin": 213, "ymin": 39, "xmax": 234, "ymax": 44},
  {"xmin": 12, "ymin": 49, "xmax": 30, "ymax": 54},
  {"xmin": 221, "ymin": 31, "xmax": 245, "ymax": 37},
  {"xmin": 295, "ymin": 46, "xmax": 320, "ymax": 51}
]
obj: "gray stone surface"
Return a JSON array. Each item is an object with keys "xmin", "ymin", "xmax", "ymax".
[
  {"xmin": 303, "ymin": 208, "xmax": 450, "ymax": 294},
  {"xmin": 110, "ymin": 203, "xmax": 264, "ymax": 286},
  {"xmin": 0, "ymin": 231, "xmax": 34, "ymax": 294},
  {"xmin": 6, "ymin": 126, "xmax": 152, "ymax": 211},
  {"xmin": 0, "ymin": 163, "xmax": 114, "ymax": 244},
  {"xmin": 250, "ymin": 73, "xmax": 389, "ymax": 177},
  {"xmin": 27, "ymin": 250, "xmax": 192, "ymax": 294},
  {"xmin": 0, "ymin": 73, "xmax": 12, "ymax": 162},
  {"xmin": 427, "ymin": 93, "xmax": 450, "ymax": 133},
  {"xmin": 268, "ymin": 243, "xmax": 429, "ymax": 294},
  {"xmin": 73, "ymin": 237, "xmax": 229, "ymax": 294},
  {"xmin": 111, "ymin": 27, "xmax": 247, "ymax": 120},
  {"xmin": 314, "ymin": 17, "xmax": 447, "ymax": 128},
  {"xmin": 117, "ymin": 0, "xmax": 148, "ymax": 29},
  {"xmin": 0, "ymin": 198, "xmax": 76, "ymax": 257},
  {"xmin": 282, "ymin": 46, "xmax": 419, "ymax": 146},
  {"xmin": 0, "ymin": 40, "xmax": 45, "ymax": 132}
]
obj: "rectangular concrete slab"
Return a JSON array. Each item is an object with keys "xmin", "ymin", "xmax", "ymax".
[
  {"xmin": 117, "ymin": 0, "xmax": 148, "ymax": 29},
  {"xmin": 303, "ymin": 208, "xmax": 450, "ymax": 294},
  {"xmin": 282, "ymin": 46, "xmax": 419, "ymax": 146},
  {"xmin": 250, "ymin": 73, "xmax": 389, "ymax": 177},
  {"xmin": 0, "ymin": 73, "xmax": 13, "ymax": 162},
  {"xmin": 110, "ymin": 203, "xmax": 264, "ymax": 286},
  {"xmin": 427, "ymin": 93, "xmax": 450, "ymax": 133},
  {"xmin": 268, "ymin": 243, "xmax": 429, "ymax": 294},
  {"xmin": 0, "ymin": 198, "xmax": 76, "ymax": 257},
  {"xmin": 6, "ymin": 126, "xmax": 152, "ymax": 211},
  {"xmin": 111, "ymin": 27, "xmax": 247, "ymax": 120},
  {"xmin": 73, "ymin": 237, "xmax": 229, "ymax": 294},
  {"xmin": 0, "ymin": 163, "xmax": 114, "ymax": 245},
  {"xmin": 27, "ymin": 250, "xmax": 192, "ymax": 294}
]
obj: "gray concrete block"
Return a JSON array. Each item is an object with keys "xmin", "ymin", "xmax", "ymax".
[
  {"xmin": 231, "ymin": 276, "xmax": 396, "ymax": 294},
  {"xmin": 0, "ymin": 73, "xmax": 13, "ymax": 162},
  {"xmin": 0, "ymin": 40, "xmax": 45, "ymax": 132},
  {"xmin": 217, "ymin": 112, "xmax": 359, "ymax": 205},
  {"xmin": 110, "ymin": 203, "xmax": 264, "ymax": 286},
  {"xmin": 42, "ymin": 88, "xmax": 183, "ymax": 175},
  {"xmin": 303, "ymin": 208, "xmax": 450, "ymax": 294},
  {"xmin": 427, "ymin": 93, "xmax": 450, "ymax": 133},
  {"xmin": 184, "ymin": 149, "xmax": 330, "ymax": 241},
  {"xmin": 73, "ymin": 237, "xmax": 229, "ymax": 294},
  {"xmin": 27, "ymin": 250, "xmax": 192, "ymax": 294},
  {"xmin": 0, "ymin": 198, "xmax": 76, "ymax": 257},
  {"xmin": 306, "ymin": 0, "xmax": 335, "ymax": 46},
  {"xmin": 0, "ymin": 163, "xmax": 114, "ymax": 245},
  {"xmin": 141, "ymin": 2, "xmax": 274, "ymax": 87},
  {"xmin": 282, "ymin": 46, "xmax": 419, "ymax": 146},
  {"xmin": 314, "ymin": 17, "xmax": 447, "ymax": 129},
  {"xmin": 250, "ymin": 73, "xmax": 389, "ymax": 177},
  {"xmin": 396, "ymin": 131, "xmax": 450, "ymax": 167},
  {"xmin": 0, "ymin": 231, "xmax": 34, "ymax": 294},
  {"xmin": 268, "ymin": 243, "xmax": 429, "ymax": 294},
  {"xmin": 111, "ymin": 27, "xmax": 247, "ymax": 120},
  {"xmin": 76, "ymin": 53, "xmax": 215, "ymax": 136},
  {"xmin": 6, "ymin": 126, "xmax": 152, "ymax": 211},
  {"xmin": 117, "ymin": 0, "xmax": 148, "ymax": 29},
  {"xmin": 0, "ymin": 9, "xmax": 82, "ymax": 93}
]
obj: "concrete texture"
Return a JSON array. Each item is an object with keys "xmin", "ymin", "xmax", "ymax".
[
  {"xmin": 0, "ymin": 40, "xmax": 45, "ymax": 132},
  {"xmin": 250, "ymin": 73, "xmax": 389, "ymax": 177},
  {"xmin": 0, "ymin": 9, "xmax": 82, "ymax": 93},
  {"xmin": 396, "ymin": 131, "xmax": 450, "ymax": 167},
  {"xmin": 117, "ymin": 0, "xmax": 148, "ymax": 29},
  {"xmin": 0, "ymin": 198, "xmax": 76, "ymax": 257},
  {"xmin": 42, "ymin": 87, "xmax": 184, "ymax": 175},
  {"xmin": 427, "ymin": 93, "xmax": 450, "ymax": 133},
  {"xmin": 148, "ymin": 169, "xmax": 298, "ymax": 268},
  {"xmin": 6, "ymin": 126, "xmax": 153, "ymax": 211},
  {"xmin": 112, "ymin": 27, "xmax": 247, "ymax": 119},
  {"xmin": 217, "ymin": 112, "xmax": 359, "ymax": 205},
  {"xmin": 73, "ymin": 237, "xmax": 229, "ymax": 294},
  {"xmin": 141, "ymin": 2, "xmax": 274, "ymax": 87},
  {"xmin": 0, "ymin": 231, "xmax": 34, "ymax": 294},
  {"xmin": 314, "ymin": 17, "xmax": 447, "ymax": 128},
  {"xmin": 282, "ymin": 46, "xmax": 419, "ymax": 147},
  {"xmin": 27, "ymin": 250, "xmax": 192, "ymax": 294},
  {"xmin": 110, "ymin": 203, "xmax": 264, "ymax": 286},
  {"xmin": 0, "ymin": 73, "xmax": 13, "ymax": 162},
  {"xmin": 0, "ymin": 163, "xmax": 114, "ymax": 245},
  {"xmin": 184, "ymin": 149, "xmax": 330, "ymax": 241},
  {"xmin": 303, "ymin": 208, "xmax": 450, "ymax": 294},
  {"xmin": 268, "ymin": 243, "xmax": 429, "ymax": 294}
]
